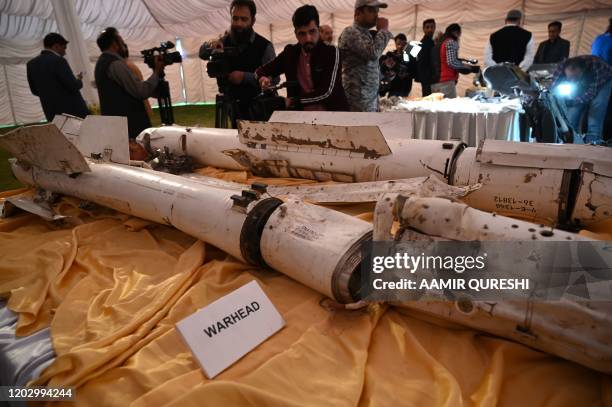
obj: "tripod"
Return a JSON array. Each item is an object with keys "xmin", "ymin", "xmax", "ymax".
[
  {"xmin": 157, "ymin": 74, "xmax": 175, "ymax": 125},
  {"xmin": 215, "ymin": 92, "xmax": 238, "ymax": 129}
]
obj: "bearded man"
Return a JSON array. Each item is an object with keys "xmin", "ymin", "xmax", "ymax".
[{"xmin": 200, "ymin": 0, "xmax": 277, "ymax": 121}]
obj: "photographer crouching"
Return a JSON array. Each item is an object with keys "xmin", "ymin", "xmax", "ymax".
[
  {"xmin": 95, "ymin": 27, "xmax": 165, "ymax": 140},
  {"xmin": 199, "ymin": 0, "xmax": 277, "ymax": 128},
  {"xmin": 551, "ymin": 55, "xmax": 612, "ymax": 145},
  {"xmin": 255, "ymin": 5, "xmax": 348, "ymax": 112}
]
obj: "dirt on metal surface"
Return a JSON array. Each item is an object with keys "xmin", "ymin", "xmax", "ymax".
[
  {"xmin": 0, "ymin": 124, "xmax": 90, "ymax": 174},
  {"xmin": 268, "ymin": 176, "xmax": 478, "ymax": 204},
  {"xmin": 237, "ymin": 121, "xmax": 392, "ymax": 158}
]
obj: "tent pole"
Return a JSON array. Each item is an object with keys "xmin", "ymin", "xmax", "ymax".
[
  {"xmin": 575, "ymin": 9, "xmax": 587, "ymax": 57},
  {"xmin": 200, "ymin": 57, "xmax": 206, "ymax": 103},
  {"xmin": 50, "ymin": 0, "xmax": 98, "ymax": 107},
  {"xmin": 331, "ymin": 12, "xmax": 335, "ymax": 44},
  {"xmin": 176, "ymin": 38, "xmax": 188, "ymax": 103},
  {"xmin": 413, "ymin": 5, "xmax": 418, "ymax": 40},
  {"xmin": 3, "ymin": 66, "xmax": 17, "ymax": 125}
]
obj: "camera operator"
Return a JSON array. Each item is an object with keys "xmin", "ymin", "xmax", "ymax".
[
  {"xmin": 120, "ymin": 43, "xmax": 153, "ymax": 120},
  {"xmin": 552, "ymin": 55, "xmax": 612, "ymax": 145},
  {"xmin": 255, "ymin": 5, "xmax": 348, "ymax": 112},
  {"xmin": 378, "ymin": 33, "xmax": 413, "ymax": 98},
  {"xmin": 200, "ymin": 0, "xmax": 277, "ymax": 123},
  {"xmin": 94, "ymin": 27, "xmax": 163, "ymax": 140}
]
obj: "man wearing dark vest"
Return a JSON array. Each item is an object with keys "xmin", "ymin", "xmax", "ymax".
[
  {"xmin": 94, "ymin": 27, "xmax": 163, "ymax": 139},
  {"xmin": 484, "ymin": 9, "xmax": 536, "ymax": 71},
  {"xmin": 200, "ymin": 0, "xmax": 276, "ymax": 126}
]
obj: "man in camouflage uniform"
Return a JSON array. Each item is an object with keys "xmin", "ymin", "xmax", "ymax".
[{"xmin": 338, "ymin": 0, "xmax": 393, "ymax": 112}]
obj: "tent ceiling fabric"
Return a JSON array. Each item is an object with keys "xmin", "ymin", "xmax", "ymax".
[{"xmin": 0, "ymin": 0, "xmax": 610, "ymax": 125}]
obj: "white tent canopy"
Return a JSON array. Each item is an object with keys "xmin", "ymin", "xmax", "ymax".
[{"xmin": 0, "ymin": 0, "xmax": 610, "ymax": 126}]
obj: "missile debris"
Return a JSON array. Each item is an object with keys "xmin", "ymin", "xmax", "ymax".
[
  {"xmin": 2, "ymin": 116, "xmax": 609, "ymax": 375},
  {"xmin": 138, "ymin": 113, "xmax": 612, "ymax": 226},
  {"xmin": 369, "ymin": 194, "xmax": 610, "ymax": 373}
]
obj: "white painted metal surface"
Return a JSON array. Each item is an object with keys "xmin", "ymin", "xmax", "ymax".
[
  {"xmin": 478, "ymin": 140, "xmax": 612, "ymax": 176},
  {"xmin": 452, "ymin": 140, "xmax": 612, "ymax": 225},
  {"xmin": 238, "ymin": 121, "xmax": 392, "ymax": 157},
  {"xmin": 52, "ymin": 115, "xmax": 131, "ymax": 165},
  {"xmin": 1, "ymin": 191, "xmax": 66, "ymax": 222},
  {"xmin": 394, "ymin": 196, "xmax": 592, "ymax": 241},
  {"xmin": 52, "ymin": 114, "xmax": 82, "ymax": 143},
  {"xmin": 5, "ymin": 122, "xmax": 375, "ymax": 304},
  {"xmin": 140, "ymin": 126, "xmax": 244, "ymax": 170},
  {"xmin": 396, "ymin": 299, "xmax": 612, "ymax": 374},
  {"xmin": 10, "ymin": 158, "xmax": 374, "ymax": 303},
  {"xmin": 138, "ymin": 123, "xmax": 612, "ymax": 227},
  {"xmin": 571, "ymin": 172, "xmax": 612, "ymax": 225},
  {"xmin": 77, "ymin": 116, "xmax": 130, "ymax": 164},
  {"xmin": 138, "ymin": 125, "xmax": 463, "ymax": 183},
  {"xmin": 5, "ymin": 121, "xmax": 610, "ymax": 374},
  {"xmin": 380, "ymin": 195, "xmax": 610, "ymax": 374},
  {"xmin": 268, "ymin": 176, "xmax": 477, "ymax": 204},
  {"xmin": 0, "ymin": 124, "xmax": 90, "ymax": 174},
  {"xmin": 269, "ymin": 110, "xmax": 414, "ymax": 140},
  {"xmin": 260, "ymin": 198, "xmax": 372, "ymax": 302},
  {"xmin": 10, "ymin": 160, "xmax": 248, "ymax": 261},
  {"xmin": 451, "ymin": 146, "xmax": 566, "ymax": 224}
]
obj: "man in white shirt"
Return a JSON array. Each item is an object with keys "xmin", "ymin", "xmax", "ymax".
[{"xmin": 484, "ymin": 9, "xmax": 535, "ymax": 71}]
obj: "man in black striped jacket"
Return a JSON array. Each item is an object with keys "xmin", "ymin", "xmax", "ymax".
[{"xmin": 255, "ymin": 5, "xmax": 348, "ymax": 111}]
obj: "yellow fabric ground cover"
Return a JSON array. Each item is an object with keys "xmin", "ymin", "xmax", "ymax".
[{"xmin": 0, "ymin": 168, "xmax": 610, "ymax": 406}]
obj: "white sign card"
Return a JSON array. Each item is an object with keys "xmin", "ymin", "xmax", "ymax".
[{"xmin": 176, "ymin": 280, "xmax": 285, "ymax": 378}]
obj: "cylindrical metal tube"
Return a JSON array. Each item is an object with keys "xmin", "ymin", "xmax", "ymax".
[
  {"xmin": 12, "ymin": 160, "xmax": 248, "ymax": 260},
  {"xmin": 259, "ymin": 197, "xmax": 372, "ymax": 303},
  {"xmin": 451, "ymin": 147, "xmax": 567, "ymax": 224},
  {"xmin": 138, "ymin": 125, "xmax": 612, "ymax": 227},
  {"xmin": 397, "ymin": 196, "xmax": 592, "ymax": 241},
  {"xmin": 138, "ymin": 126, "xmax": 464, "ymax": 182},
  {"xmin": 395, "ymin": 299, "xmax": 612, "ymax": 374},
  {"xmin": 388, "ymin": 195, "xmax": 608, "ymax": 374},
  {"xmin": 10, "ymin": 160, "xmax": 373, "ymax": 304}
]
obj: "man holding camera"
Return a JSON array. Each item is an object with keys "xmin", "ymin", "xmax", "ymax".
[
  {"xmin": 200, "ymin": 0, "xmax": 276, "ymax": 124},
  {"xmin": 552, "ymin": 55, "xmax": 612, "ymax": 145},
  {"xmin": 94, "ymin": 27, "xmax": 163, "ymax": 139},
  {"xmin": 338, "ymin": 0, "xmax": 393, "ymax": 112},
  {"xmin": 255, "ymin": 5, "xmax": 348, "ymax": 112},
  {"xmin": 379, "ymin": 33, "xmax": 413, "ymax": 98}
]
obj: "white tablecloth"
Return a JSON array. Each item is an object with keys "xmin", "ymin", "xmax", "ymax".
[{"xmin": 381, "ymin": 97, "xmax": 523, "ymax": 146}]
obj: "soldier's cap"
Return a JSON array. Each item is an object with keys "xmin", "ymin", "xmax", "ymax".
[
  {"xmin": 506, "ymin": 9, "xmax": 522, "ymax": 20},
  {"xmin": 355, "ymin": 0, "xmax": 388, "ymax": 9},
  {"xmin": 43, "ymin": 33, "xmax": 69, "ymax": 48}
]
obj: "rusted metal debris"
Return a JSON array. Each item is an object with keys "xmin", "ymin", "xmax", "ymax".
[{"xmin": 238, "ymin": 121, "xmax": 392, "ymax": 159}]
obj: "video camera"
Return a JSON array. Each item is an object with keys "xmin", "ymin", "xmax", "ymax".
[
  {"xmin": 199, "ymin": 43, "xmax": 240, "ymax": 78},
  {"xmin": 251, "ymin": 81, "xmax": 300, "ymax": 121},
  {"xmin": 140, "ymin": 41, "xmax": 182, "ymax": 126},
  {"xmin": 141, "ymin": 41, "xmax": 182, "ymax": 70},
  {"xmin": 483, "ymin": 62, "xmax": 573, "ymax": 143}
]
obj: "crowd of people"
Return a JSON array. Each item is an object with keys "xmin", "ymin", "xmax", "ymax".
[{"xmin": 26, "ymin": 0, "xmax": 611, "ymax": 143}]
